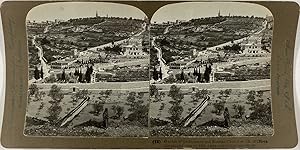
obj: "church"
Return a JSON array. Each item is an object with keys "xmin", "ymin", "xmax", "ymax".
[
  {"xmin": 122, "ymin": 39, "xmax": 148, "ymax": 59},
  {"xmin": 241, "ymin": 35, "xmax": 269, "ymax": 57}
]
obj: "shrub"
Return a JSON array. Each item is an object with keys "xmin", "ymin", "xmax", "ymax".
[
  {"xmin": 92, "ymin": 101, "xmax": 104, "ymax": 115},
  {"xmin": 232, "ymin": 104, "xmax": 246, "ymax": 118},
  {"xmin": 212, "ymin": 100, "xmax": 226, "ymax": 115},
  {"xmin": 48, "ymin": 85, "xmax": 64, "ymax": 103},
  {"xmin": 71, "ymin": 89, "xmax": 88, "ymax": 103},
  {"xmin": 159, "ymin": 103, "xmax": 165, "ymax": 111},
  {"xmin": 99, "ymin": 90, "xmax": 112, "ymax": 101},
  {"xmin": 38, "ymin": 102, "xmax": 44, "ymax": 110},
  {"xmin": 167, "ymin": 85, "xmax": 184, "ymax": 126},
  {"xmin": 168, "ymin": 85, "xmax": 184, "ymax": 101},
  {"xmin": 218, "ymin": 89, "xmax": 232, "ymax": 99},
  {"xmin": 125, "ymin": 92, "xmax": 148, "ymax": 126},
  {"xmin": 246, "ymin": 91, "xmax": 272, "ymax": 125},
  {"xmin": 111, "ymin": 105, "xmax": 124, "ymax": 119},
  {"xmin": 46, "ymin": 85, "xmax": 64, "ymax": 124},
  {"xmin": 25, "ymin": 116, "xmax": 47, "ymax": 126},
  {"xmin": 191, "ymin": 89, "xmax": 208, "ymax": 102},
  {"xmin": 29, "ymin": 84, "xmax": 38, "ymax": 96},
  {"xmin": 150, "ymin": 118, "xmax": 170, "ymax": 127},
  {"xmin": 163, "ymin": 75, "xmax": 176, "ymax": 84},
  {"xmin": 127, "ymin": 104, "xmax": 148, "ymax": 126},
  {"xmin": 137, "ymin": 92, "xmax": 145, "ymax": 99},
  {"xmin": 34, "ymin": 91, "xmax": 45, "ymax": 102},
  {"xmin": 150, "ymin": 85, "xmax": 158, "ymax": 97},
  {"xmin": 46, "ymin": 103, "xmax": 62, "ymax": 125},
  {"xmin": 46, "ymin": 74, "xmax": 57, "ymax": 83},
  {"xmin": 153, "ymin": 92, "xmax": 165, "ymax": 102}
]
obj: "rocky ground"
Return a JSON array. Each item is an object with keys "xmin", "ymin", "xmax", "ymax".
[
  {"xmin": 150, "ymin": 120, "xmax": 273, "ymax": 137},
  {"xmin": 24, "ymin": 120, "xmax": 148, "ymax": 137}
]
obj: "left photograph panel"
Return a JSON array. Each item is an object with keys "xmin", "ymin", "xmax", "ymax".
[{"xmin": 25, "ymin": 2, "xmax": 150, "ymax": 137}]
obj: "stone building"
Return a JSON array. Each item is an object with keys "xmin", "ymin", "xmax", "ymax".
[
  {"xmin": 122, "ymin": 44, "xmax": 147, "ymax": 58},
  {"xmin": 241, "ymin": 36, "xmax": 269, "ymax": 56},
  {"xmin": 122, "ymin": 38, "xmax": 147, "ymax": 58},
  {"xmin": 50, "ymin": 59, "xmax": 76, "ymax": 69}
]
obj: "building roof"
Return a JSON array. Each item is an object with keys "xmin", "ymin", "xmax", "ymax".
[
  {"xmin": 51, "ymin": 59, "xmax": 70, "ymax": 64},
  {"xmin": 51, "ymin": 59, "xmax": 76, "ymax": 64},
  {"xmin": 123, "ymin": 45, "xmax": 135, "ymax": 48},
  {"xmin": 170, "ymin": 59, "xmax": 190, "ymax": 65}
]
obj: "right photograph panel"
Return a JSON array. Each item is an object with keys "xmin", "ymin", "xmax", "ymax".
[{"xmin": 149, "ymin": 2, "xmax": 273, "ymax": 136}]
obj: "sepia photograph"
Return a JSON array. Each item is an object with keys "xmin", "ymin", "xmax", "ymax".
[
  {"xmin": 25, "ymin": 2, "xmax": 150, "ymax": 137},
  {"xmin": 2, "ymin": 0, "xmax": 300, "ymax": 148},
  {"xmin": 24, "ymin": 1, "xmax": 274, "ymax": 138},
  {"xmin": 149, "ymin": 2, "xmax": 274, "ymax": 136}
]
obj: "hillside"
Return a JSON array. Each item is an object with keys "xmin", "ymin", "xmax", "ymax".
[
  {"xmin": 151, "ymin": 16, "xmax": 269, "ymax": 64},
  {"xmin": 27, "ymin": 17, "xmax": 146, "ymax": 64}
]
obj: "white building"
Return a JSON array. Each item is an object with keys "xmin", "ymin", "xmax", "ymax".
[
  {"xmin": 197, "ymin": 51, "xmax": 210, "ymax": 63},
  {"xmin": 122, "ymin": 38, "xmax": 148, "ymax": 59},
  {"xmin": 241, "ymin": 36, "xmax": 269, "ymax": 57},
  {"xmin": 50, "ymin": 59, "xmax": 76, "ymax": 69},
  {"xmin": 73, "ymin": 49, "xmax": 78, "ymax": 57},
  {"xmin": 79, "ymin": 50, "xmax": 95, "ymax": 57},
  {"xmin": 122, "ymin": 44, "xmax": 147, "ymax": 58}
]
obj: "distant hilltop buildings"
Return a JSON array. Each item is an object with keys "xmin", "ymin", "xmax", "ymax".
[
  {"xmin": 55, "ymin": 19, "xmax": 65, "ymax": 24},
  {"xmin": 27, "ymin": 19, "xmax": 66, "ymax": 25}
]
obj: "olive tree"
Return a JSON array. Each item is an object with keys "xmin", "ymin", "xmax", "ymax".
[{"xmin": 167, "ymin": 85, "xmax": 184, "ymax": 126}]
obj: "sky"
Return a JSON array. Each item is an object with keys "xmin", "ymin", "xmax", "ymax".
[
  {"xmin": 26, "ymin": 2, "xmax": 147, "ymax": 22},
  {"xmin": 27, "ymin": 2, "xmax": 273, "ymax": 23},
  {"xmin": 151, "ymin": 2, "xmax": 273, "ymax": 23}
]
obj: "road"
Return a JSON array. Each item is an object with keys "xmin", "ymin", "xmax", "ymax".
[
  {"xmin": 84, "ymin": 25, "xmax": 147, "ymax": 54},
  {"xmin": 151, "ymin": 25, "xmax": 177, "ymax": 82},
  {"xmin": 77, "ymin": 25, "xmax": 148, "ymax": 73},
  {"xmin": 43, "ymin": 26, "xmax": 49, "ymax": 33},
  {"xmin": 86, "ymin": 38, "xmax": 128, "ymax": 53},
  {"xmin": 206, "ymin": 21, "xmax": 267, "ymax": 51},
  {"xmin": 152, "ymin": 37, "xmax": 169, "ymax": 81},
  {"xmin": 183, "ymin": 22, "xmax": 269, "ymax": 71},
  {"xmin": 35, "ymin": 81, "xmax": 149, "ymax": 91},
  {"xmin": 151, "ymin": 25, "xmax": 175, "ymax": 81},
  {"xmin": 35, "ymin": 79, "xmax": 270, "ymax": 93},
  {"xmin": 154, "ymin": 79, "xmax": 271, "ymax": 91},
  {"xmin": 154, "ymin": 20, "xmax": 269, "ymax": 81},
  {"xmin": 29, "ymin": 36, "xmax": 51, "ymax": 84},
  {"xmin": 163, "ymin": 25, "xmax": 172, "ymax": 34}
]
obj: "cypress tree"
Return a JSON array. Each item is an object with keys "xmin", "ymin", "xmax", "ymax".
[
  {"xmin": 74, "ymin": 69, "xmax": 78, "ymax": 76},
  {"xmin": 40, "ymin": 66, "xmax": 43, "ymax": 79},
  {"xmin": 159, "ymin": 67, "xmax": 163, "ymax": 80},
  {"xmin": 204, "ymin": 65, "xmax": 210, "ymax": 83},
  {"xmin": 208, "ymin": 64, "xmax": 212, "ymax": 74},
  {"xmin": 153, "ymin": 66, "xmax": 158, "ymax": 81},
  {"xmin": 197, "ymin": 67, "xmax": 201, "ymax": 83},
  {"xmin": 34, "ymin": 66, "xmax": 40, "ymax": 80},
  {"xmin": 85, "ymin": 65, "xmax": 93, "ymax": 83},
  {"xmin": 78, "ymin": 70, "xmax": 82, "ymax": 83},
  {"xmin": 89, "ymin": 66, "xmax": 93, "ymax": 75},
  {"xmin": 62, "ymin": 69, "xmax": 66, "ymax": 82},
  {"xmin": 85, "ymin": 67, "xmax": 89, "ymax": 83},
  {"xmin": 180, "ymin": 69, "xmax": 185, "ymax": 82},
  {"xmin": 89, "ymin": 66, "xmax": 93, "ymax": 82}
]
